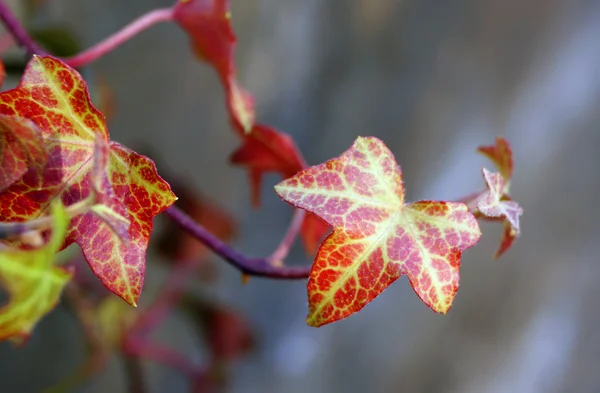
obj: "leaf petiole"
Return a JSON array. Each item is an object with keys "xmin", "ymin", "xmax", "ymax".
[{"xmin": 0, "ymin": 195, "xmax": 94, "ymax": 240}]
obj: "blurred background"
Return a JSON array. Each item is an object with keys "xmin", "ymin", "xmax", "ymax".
[{"xmin": 1, "ymin": 0, "xmax": 600, "ymax": 392}]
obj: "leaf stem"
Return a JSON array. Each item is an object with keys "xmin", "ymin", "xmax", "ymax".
[
  {"xmin": 0, "ymin": 1, "xmax": 46, "ymax": 55},
  {"xmin": 164, "ymin": 206, "xmax": 311, "ymax": 279},
  {"xmin": 268, "ymin": 208, "xmax": 305, "ymax": 264},
  {"xmin": 63, "ymin": 8, "xmax": 175, "ymax": 68},
  {"xmin": 0, "ymin": 196, "xmax": 93, "ymax": 240}
]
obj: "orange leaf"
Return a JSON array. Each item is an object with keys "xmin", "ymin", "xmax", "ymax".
[
  {"xmin": 0, "ymin": 56, "xmax": 177, "ymax": 306},
  {"xmin": 0, "ymin": 115, "xmax": 46, "ymax": 192},
  {"xmin": 275, "ymin": 137, "xmax": 481, "ymax": 326},
  {"xmin": 173, "ymin": 0, "xmax": 255, "ymax": 132},
  {"xmin": 478, "ymin": 137, "xmax": 513, "ymax": 182}
]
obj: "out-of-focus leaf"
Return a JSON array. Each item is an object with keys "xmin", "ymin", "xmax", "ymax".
[{"xmin": 0, "ymin": 200, "xmax": 72, "ymax": 343}]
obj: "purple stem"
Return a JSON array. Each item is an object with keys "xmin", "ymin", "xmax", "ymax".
[
  {"xmin": 0, "ymin": 1, "xmax": 46, "ymax": 55},
  {"xmin": 164, "ymin": 206, "xmax": 311, "ymax": 279}
]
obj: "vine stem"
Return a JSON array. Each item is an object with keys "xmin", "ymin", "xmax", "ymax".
[
  {"xmin": 0, "ymin": 1, "xmax": 46, "ymax": 55},
  {"xmin": 63, "ymin": 7, "xmax": 175, "ymax": 68},
  {"xmin": 164, "ymin": 206, "xmax": 311, "ymax": 279}
]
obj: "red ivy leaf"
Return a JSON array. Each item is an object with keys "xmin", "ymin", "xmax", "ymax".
[
  {"xmin": 478, "ymin": 137, "xmax": 513, "ymax": 182},
  {"xmin": 230, "ymin": 125, "xmax": 304, "ymax": 206},
  {"xmin": 173, "ymin": 0, "xmax": 255, "ymax": 133},
  {"xmin": 275, "ymin": 137, "xmax": 481, "ymax": 326},
  {"xmin": 0, "ymin": 115, "xmax": 46, "ymax": 191},
  {"xmin": 0, "ymin": 56, "xmax": 177, "ymax": 305}
]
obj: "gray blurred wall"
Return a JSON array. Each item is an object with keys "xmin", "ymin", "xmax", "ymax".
[{"xmin": 1, "ymin": 0, "xmax": 600, "ymax": 392}]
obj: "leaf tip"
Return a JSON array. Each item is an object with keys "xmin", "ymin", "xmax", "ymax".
[{"xmin": 305, "ymin": 312, "xmax": 323, "ymax": 328}]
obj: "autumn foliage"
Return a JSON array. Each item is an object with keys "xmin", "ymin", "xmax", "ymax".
[{"xmin": 0, "ymin": 0, "xmax": 524, "ymax": 391}]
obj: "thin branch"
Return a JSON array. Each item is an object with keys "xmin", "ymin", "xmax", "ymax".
[
  {"xmin": 63, "ymin": 8, "xmax": 175, "ymax": 68},
  {"xmin": 164, "ymin": 206, "xmax": 311, "ymax": 279},
  {"xmin": 268, "ymin": 208, "xmax": 305, "ymax": 264},
  {"xmin": 0, "ymin": 1, "xmax": 46, "ymax": 55}
]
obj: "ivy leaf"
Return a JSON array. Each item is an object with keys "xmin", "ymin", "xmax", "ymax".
[
  {"xmin": 478, "ymin": 137, "xmax": 513, "ymax": 183},
  {"xmin": 0, "ymin": 115, "xmax": 46, "ymax": 192},
  {"xmin": 0, "ymin": 200, "xmax": 72, "ymax": 342},
  {"xmin": 274, "ymin": 137, "xmax": 481, "ymax": 327},
  {"xmin": 230, "ymin": 125, "xmax": 305, "ymax": 206},
  {"xmin": 472, "ymin": 168, "xmax": 523, "ymax": 259},
  {"xmin": 0, "ymin": 56, "xmax": 177, "ymax": 306},
  {"xmin": 173, "ymin": 0, "xmax": 255, "ymax": 133},
  {"xmin": 467, "ymin": 137, "xmax": 522, "ymax": 258},
  {"xmin": 230, "ymin": 124, "xmax": 331, "ymax": 254},
  {"xmin": 477, "ymin": 168, "xmax": 522, "ymax": 233}
]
